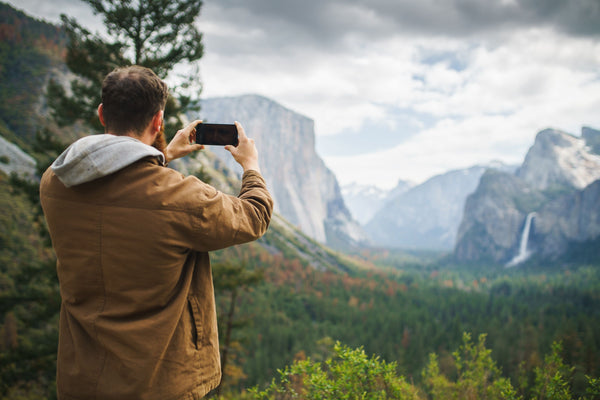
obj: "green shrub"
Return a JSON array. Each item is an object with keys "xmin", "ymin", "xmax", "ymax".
[
  {"xmin": 250, "ymin": 341, "xmax": 422, "ymax": 399},
  {"xmin": 422, "ymin": 333, "xmax": 519, "ymax": 400}
]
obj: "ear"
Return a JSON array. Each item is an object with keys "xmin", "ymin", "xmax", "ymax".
[
  {"xmin": 98, "ymin": 104, "xmax": 106, "ymax": 127},
  {"xmin": 152, "ymin": 110, "xmax": 164, "ymax": 133}
]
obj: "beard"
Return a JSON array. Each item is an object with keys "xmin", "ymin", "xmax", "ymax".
[{"xmin": 152, "ymin": 123, "xmax": 168, "ymax": 160}]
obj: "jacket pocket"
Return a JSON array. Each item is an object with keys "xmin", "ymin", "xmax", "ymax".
[{"xmin": 188, "ymin": 297, "xmax": 203, "ymax": 349}]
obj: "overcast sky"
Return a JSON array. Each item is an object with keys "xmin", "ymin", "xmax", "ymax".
[{"xmin": 8, "ymin": 0, "xmax": 600, "ymax": 188}]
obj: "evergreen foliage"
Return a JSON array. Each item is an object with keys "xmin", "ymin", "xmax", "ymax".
[
  {"xmin": 531, "ymin": 342, "xmax": 574, "ymax": 400},
  {"xmin": 47, "ymin": 0, "xmax": 204, "ymax": 138},
  {"xmin": 0, "ymin": 176, "xmax": 59, "ymax": 399},
  {"xmin": 422, "ymin": 333, "xmax": 518, "ymax": 400},
  {"xmin": 207, "ymin": 245, "xmax": 600, "ymax": 399},
  {"xmin": 213, "ymin": 259, "xmax": 265, "ymax": 395}
]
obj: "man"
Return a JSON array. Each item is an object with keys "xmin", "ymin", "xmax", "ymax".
[{"xmin": 39, "ymin": 65, "xmax": 273, "ymax": 399}]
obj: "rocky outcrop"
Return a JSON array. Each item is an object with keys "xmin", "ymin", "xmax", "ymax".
[
  {"xmin": 533, "ymin": 179, "xmax": 600, "ymax": 258},
  {"xmin": 197, "ymin": 95, "xmax": 367, "ymax": 249},
  {"xmin": 454, "ymin": 128, "xmax": 600, "ymax": 264},
  {"xmin": 583, "ymin": 126, "xmax": 600, "ymax": 154},
  {"xmin": 516, "ymin": 128, "xmax": 600, "ymax": 190},
  {"xmin": 454, "ymin": 170, "xmax": 545, "ymax": 262},
  {"xmin": 0, "ymin": 136, "xmax": 36, "ymax": 180}
]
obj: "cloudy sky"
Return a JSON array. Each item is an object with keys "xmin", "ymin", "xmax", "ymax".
[{"xmin": 9, "ymin": 0, "xmax": 600, "ymax": 188}]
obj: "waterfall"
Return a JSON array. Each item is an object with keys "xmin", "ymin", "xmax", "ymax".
[{"xmin": 506, "ymin": 212, "xmax": 535, "ymax": 267}]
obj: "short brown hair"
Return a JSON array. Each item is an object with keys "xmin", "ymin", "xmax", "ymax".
[{"xmin": 101, "ymin": 66, "xmax": 168, "ymax": 135}]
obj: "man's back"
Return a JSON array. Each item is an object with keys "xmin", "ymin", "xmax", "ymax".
[{"xmin": 40, "ymin": 141, "xmax": 272, "ymax": 399}]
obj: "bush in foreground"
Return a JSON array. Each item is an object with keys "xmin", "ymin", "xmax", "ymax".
[
  {"xmin": 246, "ymin": 333, "xmax": 600, "ymax": 400},
  {"xmin": 250, "ymin": 341, "xmax": 421, "ymax": 399}
]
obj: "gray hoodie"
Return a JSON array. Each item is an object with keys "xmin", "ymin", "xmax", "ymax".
[{"xmin": 51, "ymin": 134, "xmax": 165, "ymax": 187}]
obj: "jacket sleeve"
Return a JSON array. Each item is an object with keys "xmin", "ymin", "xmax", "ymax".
[{"xmin": 185, "ymin": 170, "xmax": 274, "ymax": 252}]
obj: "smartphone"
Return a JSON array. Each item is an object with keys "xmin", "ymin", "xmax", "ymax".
[{"xmin": 195, "ymin": 123, "xmax": 239, "ymax": 146}]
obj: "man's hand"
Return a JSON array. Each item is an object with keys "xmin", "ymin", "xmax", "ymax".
[
  {"xmin": 165, "ymin": 120, "xmax": 204, "ymax": 162},
  {"xmin": 225, "ymin": 122, "xmax": 260, "ymax": 173}
]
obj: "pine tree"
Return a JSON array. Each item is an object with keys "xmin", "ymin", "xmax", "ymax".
[
  {"xmin": 212, "ymin": 261, "xmax": 264, "ymax": 395},
  {"xmin": 47, "ymin": 0, "xmax": 204, "ymax": 137}
]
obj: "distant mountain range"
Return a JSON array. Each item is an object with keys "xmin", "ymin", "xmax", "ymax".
[
  {"xmin": 341, "ymin": 180, "xmax": 414, "ymax": 225},
  {"xmin": 342, "ymin": 162, "xmax": 516, "ymax": 250},
  {"xmin": 342, "ymin": 127, "xmax": 600, "ymax": 264},
  {"xmin": 368, "ymin": 165, "xmax": 499, "ymax": 250}
]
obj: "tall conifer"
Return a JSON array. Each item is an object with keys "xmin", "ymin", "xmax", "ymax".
[{"xmin": 48, "ymin": 0, "xmax": 204, "ymax": 136}]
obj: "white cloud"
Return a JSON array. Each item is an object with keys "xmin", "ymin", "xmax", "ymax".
[
  {"xmin": 322, "ymin": 35, "xmax": 600, "ymax": 187},
  {"xmin": 7, "ymin": 0, "xmax": 600, "ymax": 188},
  {"xmin": 325, "ymin": 113, "xmax": 536, "ymax": 189},
  {"xmin": 201, "ymin": 19, "xmax": 600, "ymax": 188}
]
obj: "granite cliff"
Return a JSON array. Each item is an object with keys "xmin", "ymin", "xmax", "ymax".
[
  {"xmin": 197, "ymin": 95, "xmax": 367, "ymax": 249},
  {"xmin": 533, "ymin": 179, "xmax": 600, "ymax": 258},
  {"xmin": 516, "ymin": 128, "xmax": 600, "ymax": 190},
  {"xmin": 0, "ymin": 135, "xmax": 36, "ymax": 180}
]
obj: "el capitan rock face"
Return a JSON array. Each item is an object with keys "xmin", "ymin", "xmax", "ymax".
[
  {"xmin": 454, "ymin": 128, "xmax": 600, "ymax": 264},
  {"xmin": 198, "ymin": 95, "xmax": 367, "ymax": 249}
]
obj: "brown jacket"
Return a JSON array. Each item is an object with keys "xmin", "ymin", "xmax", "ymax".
[{"xmin": 40, "ymin": 136, "xmax": 273, "ymax": 400}]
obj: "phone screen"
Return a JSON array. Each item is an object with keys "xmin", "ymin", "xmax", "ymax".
[{"xmin": 195, "ymin": 123, "xmax": 239, "ymax": 146}]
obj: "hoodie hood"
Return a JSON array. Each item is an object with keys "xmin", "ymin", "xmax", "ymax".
[{"xmin": 51, "ymin": 134, "xmax": 165, "ymax": 187}]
